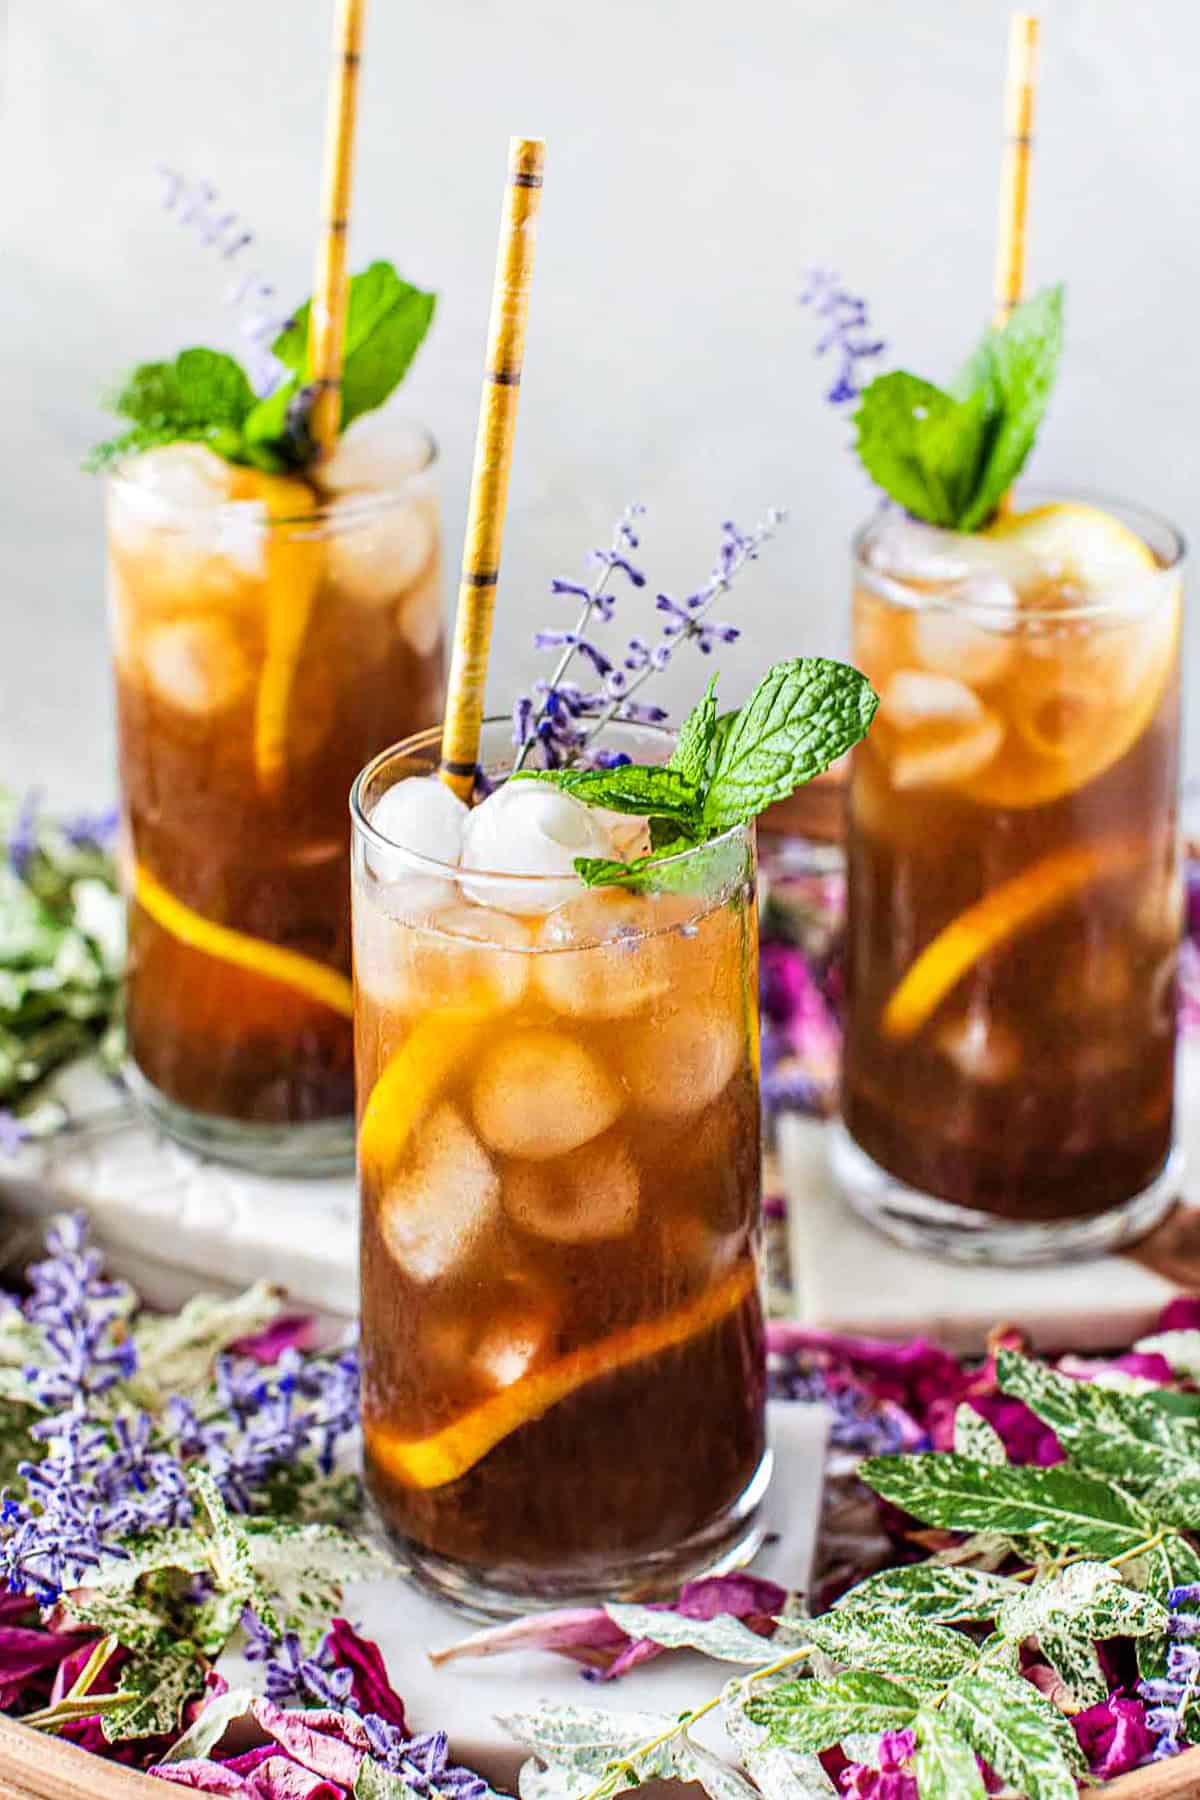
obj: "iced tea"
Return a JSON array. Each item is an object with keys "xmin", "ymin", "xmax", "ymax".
[
  {"xmin": 353, "ymin": 724, "xmax": 767, "ymax": 1611},
  {"xmin": 109, "ymin": 424, "xmax": 444, "ymax": 1170},
  {"xmin": 835, "ymin": 496, "xmax": 1185, "ymax": 1260}
]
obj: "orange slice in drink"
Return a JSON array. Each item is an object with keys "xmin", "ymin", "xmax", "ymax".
[
  {"xmin": 358, "ymin": 1013, "xmax": 488, "ymax": 1187},
  {"xmin": 366, "ymin": 1260, "xmax": 757, "ymax": 1489},
  {"xmin": 959, "ymin": 503, "xmax": 1179, "ymax": 810},
  {"xmin": 882, "ymin": 835, "xmax": 1146, "ymax": 1040},
  {"xmin": 133, "ymin": 863, "xmax": 353, "ymax": 1018},
  {"xmin": 251, "ymin": 474, "xmax": 324, "ymax": 797}
]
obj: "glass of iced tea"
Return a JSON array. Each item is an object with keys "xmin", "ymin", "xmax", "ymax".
[
  {"xmin": 352, "ymin": 720, "xmax": 767, "ymax": 1613},
  {"xmin": 108, "ymin": 421, "xmax": 444, "ymax": 1173},
  {"xmin": 833, "ymin": 492, "xmax": 1185, "ymax": 1262}
]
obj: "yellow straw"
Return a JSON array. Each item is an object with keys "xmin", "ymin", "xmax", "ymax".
[
  {"xmin": 253, "ymin": 0, "xmax": 365, "ymax": 794},
  {"xmin": 308, "ymin": 0, "xmax": 366, "ymax": 458},
  {"xmin": 993, "ymin": 11, "xmax": 1040, "ymax": 327},
  {"xmin": 439, "ymin": 137, "xmax": 546, "ymax": 800}
]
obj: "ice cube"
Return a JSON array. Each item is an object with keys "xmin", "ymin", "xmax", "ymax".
[
  {"xmin": 880, "ymin": 670, "xmax": 985, "ymax": 730},
  {"xmin": 425, "ymin": 1272, "xmax": 559, "ymax": 1390},
  {"xmin": 381, "ymin": 902, "xmax": 532, "ymax": 1013},
  {"xmin": 110, "ymin": 445, "xmax": 267, "ymax": 583},
  {"xmin": 867, "ymin": 511, "xmax": 1039, "ymax": 591},
  {"xmin": 503, "ymin": 1135, "xmax": 640, "ymax": 1244},
  {"xmin": 534, "ymin": 890, "xmax": 674, "ymax": 1018},
  {"xmin": 913, "ymin": 593, "xmax": 1015, "ymax": 687},
  {"xmin": 621, "ymin": 1003, "xmax": 742, "ymax": 1117},
  {"xmin": 935, "ymin": 1010, "xmax": 1020, "ymax": 1085},
  {"xmin": 325, "ymin": 496, "xmax": 438, "ymax": 607},
  {"xmin": 470, "ymin": 1028, "xmax": 624, "ymax": 1159},
  {"xmin": 368, "ymin": 776, "xmax": 468, "ymax": 896},
  {"xmin": 318, "ymin": 418, "xmax": 431, "ymax": 496},
  {"xmin": 888, "ymin": 712, "xmax": 1004, "ymax": 790},
  {"xmin": 397, "ymin": 564, "xmax": 445, "ymax": 659},
  {"xmin": 378, "ymin": 1103, "xmax": 500, "ymax": 1282},
  {"xmin": 140, "ymin": 620, "xmax": 253, "ymax": 716},
  {"xmin": 459, "ymin": 782, "xmax": 616, "ymax": 915}
]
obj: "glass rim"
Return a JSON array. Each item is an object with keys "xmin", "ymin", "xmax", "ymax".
[
  {"xmin": 852, "ymin": 482, "xmax": 1187, "ymax": 623},
  {"xmin": 106, "ymin": 417, "xmax": 438, "ymax": 528},
  {"xmin": 349, "ymin": 717, "xmax": 753, "ymax": 889}
]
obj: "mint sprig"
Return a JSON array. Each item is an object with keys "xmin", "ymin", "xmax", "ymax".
[
  {"xmin": 88, "ymin": 260, "xmax": 435, "ymax": 474},
  {"xmin": 516, "ymin": 657, "xmax": 878, "ymax": 889},
  {"xmin": 854, "ymin": 285, "xmax": 1064, "ymax": 532}
]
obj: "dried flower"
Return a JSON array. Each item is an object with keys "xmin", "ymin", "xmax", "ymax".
[
  {"xmin": 156, "ymin": 167, "xmax": 291, "ymax": 398},
  {"xmin": 800, "ymin": 268, "xmax": 886, "ymax": 406},
  {"xmin": 512, "ymin": 507, "xmax": 784, "ymax": 772},
  {"xmin": 1140, "ymin": 1584, "xmax": 1200, "ymax": 1758},
  {"xmin": 244, "ymin": 1611, "xmax": 355, "ymax": 1711}
]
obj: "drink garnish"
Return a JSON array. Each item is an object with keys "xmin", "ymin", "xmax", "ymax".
[
  {"xmin": 853, "ymin": 284, "xmax": 1064, "ymax": 532},
  {"xmin": 134, "ymin": 862, "xmax": 354, "ymax": 1018},
  {"xmin": 365, "ymin": 1260, "xmax": 756, "ymax": 1490},
  {"xmin": 88, "ymin": 176, "xmax": 435, "ymax": 475},
  {"xmin": 882, "ymin": 836, "xmax": 1146, "ymax": 1039},
  {"xmin": 518, "ymin": 658, "xmax": 878, "ymax": 889}
]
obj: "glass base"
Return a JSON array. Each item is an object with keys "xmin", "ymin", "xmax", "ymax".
[
  {"xmin": 829, "ymin": 1121, "xmax": 1182, "ymax": 1267},
  {"xmin": 125, "ymin": 1062, "xmax": 355, "ymax": 1178},
  {"xmin": 379, "ymin": 1446, "xmax": 774, "ymax": 1622}
]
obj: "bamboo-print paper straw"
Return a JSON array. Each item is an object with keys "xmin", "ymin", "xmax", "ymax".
[
  {"xmin": 993, "ymin": 11, "xmax": 1039, "ymax": 326},
  {"xmin": 439, "ymin": 137, "xmax": 546, "ymax": 800},
  {"xmin": 308, "ymin": 0, "xmax": 366, "ymax": 458},
  {"xmin": 254, "ymin": 0, "xmax": 365, "ymax": 792}
]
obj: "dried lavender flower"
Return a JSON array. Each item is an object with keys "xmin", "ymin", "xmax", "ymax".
[
  {"xmin": 156, "ymin": 166, "xmax": 292, "ymax": 398},
  {"xmin": 800, "ymin": 267, "xmax": 886, "ymax": 406}
]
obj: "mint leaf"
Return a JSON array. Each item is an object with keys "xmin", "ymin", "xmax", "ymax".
[
  {"xmin": 244, "ymin": 261, "xmax": 436, "ymax": 459},
  {"xmin": 701, "ymin": 658, "xmax": 878, "ymax": 833},
  {"xmin": 670, "ymin": 674, "xmax": 720, "ymax": 787},
  {"xmin": 854, "ymin": 373, "xmax": 988, "ymax": 527},
  {"xmin": 746, "ymin": 1673, "xmax": 920, "ymax": 1753},
  {"xmin": 859, "ymin": 1453, "xmax": 1154, "ymax": 1557},
  {"xmin": 852, "ymin": 284, "xmax": 1063, "ymax": 531},
  {"xmin": 519, "ymin": 764, "xmax": 701, "ymax": 824},
  {"xmin": 88, "ymin": 348, "xmax": 256, "ymax": 471},
  {"xmin": 954, "ymin": 286, "xmax": 1064, "ymax": 530},
  {"xmin": 574, "ymin": 832, "xmax": 749, "ymax": 897}
]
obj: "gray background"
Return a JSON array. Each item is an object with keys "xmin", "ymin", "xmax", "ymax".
[{"xmin": 2, "ymin": 0, "xmax": 1196, "ymax": 804}]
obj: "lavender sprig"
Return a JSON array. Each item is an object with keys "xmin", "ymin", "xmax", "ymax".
[
  {"xmin": 156, "ymin": 166, "xmax": 292, "ymax": 398},
  {"xmin": 511, "ymin": 507, "xmax": 783, "ymax": 773},
  {"xmin": 0, "ymin": 1215, "xmax": 360, "ymax": 1604},
  {"xmin": 512, "ymin": 505, "xmax": 647, "ymax": 771},
  {"xmin": 1140, "ymin": 1583, "xmax": 1200, "ymax": 1759},
  {"xmin": 244, "ymin": 1610, "xmax": 355, "ymax": 1710},
  {"xmin": 361, "ymin": 1716, "xmax": 488, "ymax": 1799},
  {"xmin": 799, "ymin": 268, "xmax": 886, "ymax": 406}
]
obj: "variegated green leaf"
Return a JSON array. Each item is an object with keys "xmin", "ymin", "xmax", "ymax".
[
  {"xmin": 244, "ymin": 1517, "xmax": 395, "ymax": 1642},
  {"xmin": 997, "ymin": 1560, "xmax": 1167, "ymax": 1645},
  {"xmin": 604, "ymin": 1601, "xmax": 776, "ymax": 1665},
  {"xmin": 745, "ymin": 1672, "xmax": 920, "ymax": 1753},
  {"xmin": 673, "ymin": 1733, "xmax": 762, "ymax": 1800},
  {"xmin": 157, "ymin": 1686, "xmax": 254, "ymax": 1763},
  {"xmin": 913, "ymin": 1709, "xmax": 985, "ymax": 1800},
  {"xmin": 58, "ymin": 1590, "xmax": 174, "ymax": 1649},
  {"xmin": 129, "ymin": 1282, "xmax": 284, "ymax": 1408},
  {"xmin": 721, "ymin": 1683, "xmax": 837, "ymax": 1800},
  {"xmin": 859, "ymin": 1451, "xmax": 1154, "ymax": 1557},
  {"xmin": 1137, "ymin": 1532, "xmax": 1200, "ymax": 1742},
  {"xmin": 835, "ymin": 1562, "xmax": 1015, "ymax": 1624},
  {"xmin": 941, "ymin": 1668, "xmax": 1086, "ymax": 1800},
  {"xmin": 1032, "ymin": 1625, "xmax": 1107, "ymax": 1708},
  {"xmin": 190, "ymin": 1466, "xmax": 279, "ymax": 1637},
  {"xmin": 953, "ymin": 1405, "xmax": 1006, "ymax": 1465},
  {"xmin": 799, "ymin": 1606, "xmax": 976, "ymax": 1685},
  {"xmin": 499, "ymin": 1705, "xmax": 677, "ymax": 1777},
  {"xmin": 99, "ymin": 1639, "xmax": 205, "ymax": 1742}
]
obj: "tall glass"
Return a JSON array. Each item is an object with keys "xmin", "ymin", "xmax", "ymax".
[
  {"xmin": 108, "ymin": 425, "xmax": 443, "ymax": 1173},
  {"xmin": 833, "ymin": 492, "xmax": 1185, "ymax": 1262},
  {"xmin": 352, "ymin": 721, "xmax": 768, "ymax": 1614}
]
